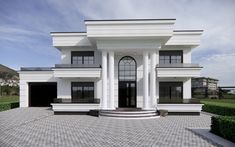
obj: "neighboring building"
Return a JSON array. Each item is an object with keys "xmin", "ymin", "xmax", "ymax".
[
  {"xmin": 19, "ymin": 19, "xmax": 204, "ymax": 115},
  {"xmin": 0, "ymin": 64, "xmax": 19, "ymax": 95},
  {"xmin": 192, "ymin": 77, "xmax": 219, "ymax": 98},
  {"xmin": 0, "ymin": 64, "xmax": 19, "ymax": 86}
]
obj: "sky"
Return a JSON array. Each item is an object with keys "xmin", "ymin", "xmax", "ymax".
[{"xmin": 0, "ymin": 0, "xmax": 235, "ymax": 86}]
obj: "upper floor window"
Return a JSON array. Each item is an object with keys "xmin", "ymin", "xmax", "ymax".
[
  {"xmin": 159, "ymin": 50, "xmax": 183, "ymax": 64},
  {"xmin": 71, "ymin": 51, "xmax": 94, "ymax": 64}
]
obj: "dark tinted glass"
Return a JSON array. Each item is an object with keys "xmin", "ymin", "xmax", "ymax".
[
  {"xmin": 159, "ymin": 51, "xmax": 182, "ymax": 64},
  {"xmin": 159, "ymin": 82, "xmax": 183, "ymax": 101},
  {"xmin": 71, "ymin": 51, "xmax": 94, "ymax": 64},
  {"xmin": 71, "ymin": 82, "xmax": 94, "ymax": 102},
  {"xmin": 119, "ymin": 56, "xmax": 136, "ymax": 81}
]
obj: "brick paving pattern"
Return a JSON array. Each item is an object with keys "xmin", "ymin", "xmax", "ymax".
[{"xmin": 0, "ymin": 108, "xmax": 217, "ymax": 147}]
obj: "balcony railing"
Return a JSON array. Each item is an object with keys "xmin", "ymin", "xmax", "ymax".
[
  {"xmin": 53, "ymin": 98, "xmax": 100, "ymax": 104},
  {"xmin": 54, "ymin": 64, "xmax": 101, "ymax": 68},
  {"xmin": 20, "ymin": 67, "xmax": 53, "ymax": 71},
  {"xmin": 156, "ymin": 63, "xmax": 202, "ymax": 68}
]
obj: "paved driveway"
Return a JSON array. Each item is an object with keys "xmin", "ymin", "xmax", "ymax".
[{"xmin": 0, "ymin": 108, "xmax": 217, "ymax": 147}]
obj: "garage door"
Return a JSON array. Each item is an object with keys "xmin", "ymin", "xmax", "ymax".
[{"xmin": 29, "ymin": 82, "xmax": 57, "ymax": 107}]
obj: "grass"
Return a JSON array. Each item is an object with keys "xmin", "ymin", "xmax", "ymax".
[
  {"xmin": 0, "ymin": 95, "xmax": 19, "ymax": 104},
  {"xmin": 0, "ymin": 96, "xmax": 19, "ymax": 112},
  {"xmin": 223, "ymin": 94, "xmax": 235, "ymax": 99},
  {"xmin": 200, "ymin": 99, "xmax": 235, "ymax": 109}
]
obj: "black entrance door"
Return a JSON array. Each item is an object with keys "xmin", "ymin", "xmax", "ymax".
[
  {"xmin": 118, "ymin": 56, "xmax": 137, "ymax": 108},
  {"xmin": 119, "ymin": 81, "xmax": 136, "ymax": 107}
]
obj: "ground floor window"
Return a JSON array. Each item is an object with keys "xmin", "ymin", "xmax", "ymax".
[
  {"xmin": 159, "ymin": 82, "xmax": 183, "ymax": 103},
  {"xmin": 71, "ymin": 82, "xmax": 94, "ymax": 103}
]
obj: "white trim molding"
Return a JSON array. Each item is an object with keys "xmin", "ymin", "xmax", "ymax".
[
  {"xmin": 157, "ymin": 104, "xmax": 204, "ymax": 112},
  {"xmin": 156, "ymin": 67, "xmax": 202, "ymax": 77},
  {"xmin": 53, "ymin": 68, "xmax": 101, "ymax": 78},
  {"xmin": 51, "ymin": 103, "xmax": 100, "ymax": 112}
]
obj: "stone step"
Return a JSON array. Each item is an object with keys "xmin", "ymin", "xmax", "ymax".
[
  {"xmin": 100, "ymin": 113, "xmax": 158, "ymax": 118},
  {"xmin": 99, "ymin": 110, "xmax": 159, "ymax": 119},
  {"xmin": 100, "ymin": 110, "xmax": 156, "ymax": 114},
  {"xmin": 116, "ymin": 108, "xmax": 142, "ymax": 111}
]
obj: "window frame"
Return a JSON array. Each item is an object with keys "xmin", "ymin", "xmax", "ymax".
[
  {"xmin": 159, "ymin": 50, "xmax": 183, "ymax": 64},
  {"xmin": 71, "ymin": 51, "xmax": 94, "ymax": 64},
  {"xmin": 159, "ymin": 82, "xmax": 183, "ymax": 100},
  {"xmin": 71, "ymin": 82, "xmax": 94, "ymax": 102},
  {"xmin": 118, "ymin": 56, "xmax": 137, "ymax": 82}
]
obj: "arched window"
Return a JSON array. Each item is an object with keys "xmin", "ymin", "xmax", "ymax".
[{"xmin": 118, "ymin": 56, "xmax": 136, "ymax": 81}]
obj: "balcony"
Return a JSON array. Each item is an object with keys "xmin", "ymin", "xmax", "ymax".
[
  {"xmin": 156, "ymin": 63, "xmax": 202, "ymax": 77},
  {"xmin": 52, "ymin": 64, "xmax": 101, "ymax": 78}
]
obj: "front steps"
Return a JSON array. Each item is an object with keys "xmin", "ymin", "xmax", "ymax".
[{"xmin": 99, "ymin": 109, "xmax": 159, "ymax": 119}]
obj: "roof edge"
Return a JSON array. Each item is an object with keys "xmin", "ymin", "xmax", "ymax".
[
  {"xmin": 85, "ymin": 18, "xmax": 176, "ymax": 21},
  {"xmin": 174, "ymin": 30, "xmax": 203, "ymax": 32},
  {"xmin": 50, "ymin": 32, "xmax": 86, "ymax": 34}
]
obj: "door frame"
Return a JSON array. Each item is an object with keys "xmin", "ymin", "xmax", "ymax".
[
  {"xmin": 118, "ymin": 81, "xmax": 137, "ymax": 108},
  {"xmin": 118, "ymin": 56, "xmax": 137, "ymax": 108}
]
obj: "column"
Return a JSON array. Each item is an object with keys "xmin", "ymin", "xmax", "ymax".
[
  {"xmin": 102, "ymin": 51, "xmax": 108, "ymax": 109},
  {"xmin": 109, "ymin": 51, "xmax": 115, "ymax": 109},
  {"xmin": 183, "ymin": 78, "xmax": 191, "ymax": 99},
  {"xmin": 150, "ymin": 51, "xmax": 156, "ymax": 108},
  {"xmin": 143, "ymin": 51, "xmax": 149, "ymax": 109}
]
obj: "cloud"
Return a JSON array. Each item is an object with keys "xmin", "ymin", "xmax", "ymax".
[
  {"xmin": 199, "ymin": 53, "xmax": 235, "ymax": 86},
  {"xmin": 0, "ymin": 0, "xmax": 234, "ymax": 85}
]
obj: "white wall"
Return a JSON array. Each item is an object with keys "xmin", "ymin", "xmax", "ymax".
[
  {"xmin": 19, "ymin": 71, "xmax": 101, "ymax": 107},
  {"xmin": 183, "ymin": 78, "xmax": 191, "ymax": 99},
  {"xmin": 57, "ymin": 78, "xmax": 101, "ymax": 99},
  {"xmin": 183, "ymin": 49, "xmax": 192, "ymax": 63},
  {"xmin": 60, "ymin": 48, "xmax": 101, "ymax": 65}
]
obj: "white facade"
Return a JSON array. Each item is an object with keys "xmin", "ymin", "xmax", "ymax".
[{"xmin": 19, "ymin": 19, "xmax": 203, "ymax": 112}]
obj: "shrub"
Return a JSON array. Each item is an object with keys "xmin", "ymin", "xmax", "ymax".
[
  {"xmin": 211, "ymin": 116, "xmax": 221, "ymax": 135},
  {"xmin": 202, "ymin": 104, "xmax": 235, "ymax": 116},
  {"xmin": 211, "ymin": 116, "xmax": 235, "ymax": 143},
  {"xmin": 0, "ymin": 102, "xmax": 19, "ymax": 112}
]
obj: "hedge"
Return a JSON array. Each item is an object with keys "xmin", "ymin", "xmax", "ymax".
[
  {"xmin": 202, "ymin": 104, "xmax": 235, "ymax": 116},
  {"xmin": 0, "ymin": 102, "xmax": 19, "ymax": 112},
  {"xmin": 211, "ymin": 116, "xmax": 235, "ymax": 143}
]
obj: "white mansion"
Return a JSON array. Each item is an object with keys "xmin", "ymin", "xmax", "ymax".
[{"xmin": 19, "ymin": 19, "xmax": 203, "ymax": 116}]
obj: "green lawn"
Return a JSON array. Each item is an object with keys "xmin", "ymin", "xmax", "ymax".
[
  {"xmin": 200, "ymin": 99, "xmax": 235, "ymax": 109},
  {"xmin": 0, "ymin": 96, "xmax": 19, "ymax": 104}
]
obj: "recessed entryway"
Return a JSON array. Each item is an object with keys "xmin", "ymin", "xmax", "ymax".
[
  {"xmin": 29, "ymin": 82, "xmax": 57, "ymax": 107},
  {"xmin": 118, "ymin": 56, "xmax": 137, "ymax": 108}
]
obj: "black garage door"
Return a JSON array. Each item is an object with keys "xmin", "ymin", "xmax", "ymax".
[{"xmin": 29, "ymin": 82, "xmax": 57, "ymax": 107}]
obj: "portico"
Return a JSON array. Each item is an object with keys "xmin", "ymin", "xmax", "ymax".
[{"xmin": 100, "ymin": 48, "xmax": 159, "ymax": 110}]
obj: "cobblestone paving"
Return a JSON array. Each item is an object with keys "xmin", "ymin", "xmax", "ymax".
[{"xmin": 0, "ymin": 108, "xmax": 217, "ymax": 147}]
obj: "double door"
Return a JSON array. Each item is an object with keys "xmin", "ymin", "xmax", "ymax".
[{"xmin": 118, "ymin": 81, "xmax": 136, "ymax": 108}]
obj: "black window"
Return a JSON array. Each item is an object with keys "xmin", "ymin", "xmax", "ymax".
[
  {"xmin": 159, "ymin": 82, "xmax": 183, "ymax": 102},
  {"xmin": 159, "ymin": 51, "xmax": 183, "ymax": 64},
  {"xmin": 118, "ymin": 56, "xmax": 136, "ymax": 81},
  {"xmin": 71, "ymin": 82, "xmax": 94, "ymax": 103},
  {"xmin": 71, "ymin": 51, "xmax": 94, "ymax": 64}
]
